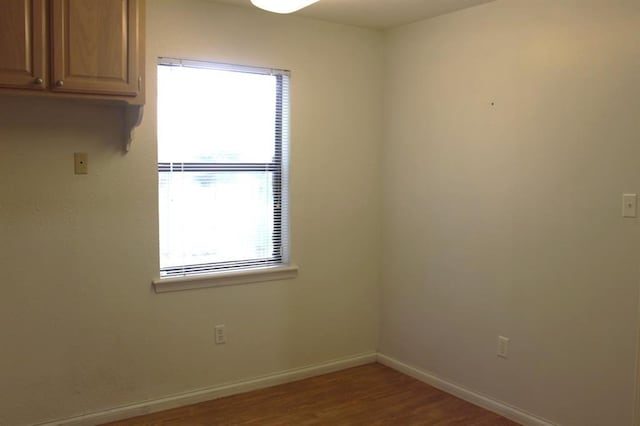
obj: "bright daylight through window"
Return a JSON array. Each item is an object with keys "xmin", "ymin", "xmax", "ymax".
[{"xmin": 157, "ymin": 58, "xmax": 290, "ymax": 279}]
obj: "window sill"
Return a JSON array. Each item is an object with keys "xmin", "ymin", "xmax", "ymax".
[{"xmin": 152, "ymin": 264, "xmax": 299, "ymax": 293}]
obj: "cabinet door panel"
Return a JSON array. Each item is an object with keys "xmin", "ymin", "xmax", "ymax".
[
  {"xmin": 51, "ymin": 0, "xmax": 139, "ymax": 96},
  {"xmin": 0, "ymin": 0, "xmax": 46, "ymax": 90}
]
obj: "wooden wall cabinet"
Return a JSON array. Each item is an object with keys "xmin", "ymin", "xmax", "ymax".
[
  {"xmin": 0, "ymin": 0, "xmax": 47, "ymax": 91},
  {"xmin": 0, "ymin": 0, "xmax": 145, "ymax": 105}
]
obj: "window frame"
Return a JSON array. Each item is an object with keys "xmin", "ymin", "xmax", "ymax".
[{"xmin": 153, "ymin": 57, "xmax": 297, "ymax": 292}]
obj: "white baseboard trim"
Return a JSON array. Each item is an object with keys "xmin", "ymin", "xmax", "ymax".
[
  {"xmin": 37, "ymin": 352, "xmax": 377, "ymax": 426},
  {"xmin": 377, "ymin": 353, "xmax": 556, "ymax": 426}
]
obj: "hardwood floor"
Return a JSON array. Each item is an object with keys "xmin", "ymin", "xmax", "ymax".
[{"xmin": 103, "ymin": 363, "xmax": 519, "ymax": 425}]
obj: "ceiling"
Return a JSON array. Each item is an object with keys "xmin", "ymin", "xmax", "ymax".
[{"xmin": 211, "ymin": 0, "xmax": 496, "ymax": 29}]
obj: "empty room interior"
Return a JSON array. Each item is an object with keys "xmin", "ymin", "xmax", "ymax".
[{"xmin": 1, "ymin": 0, "xmax": 640, "ymax": 425}]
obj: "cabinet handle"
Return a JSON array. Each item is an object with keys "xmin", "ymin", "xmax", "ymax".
[
  {"xmin": 55, "ymin": 80, "xmax": 64, "ymax": 87},
  {"xmin": 34, "ymin": 77, "xmax": 43, "ymax": 85}
]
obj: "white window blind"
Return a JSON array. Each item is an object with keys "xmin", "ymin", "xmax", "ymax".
[{"xmin": 157, "ymin": 58, "xmax": 290, "ymax": 278}]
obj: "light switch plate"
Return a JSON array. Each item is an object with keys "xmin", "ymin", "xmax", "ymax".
[
  {"xmin": 622, "ymin": 193, "xmax": 637, "ymax": 218},
  {"xmin": 74, "ymin": 152, "xmax": 88, "ymax": 175},
  {"xmin": 497, "ymin": 336, "xmax": 510, "ymax": 358}
]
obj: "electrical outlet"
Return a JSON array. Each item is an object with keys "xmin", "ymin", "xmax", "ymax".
[
  {"xmin": 497, "ymin": 336, "xmax": 510, "ymax": 358},
  {"xmin": 214, "ymin": 324, "xmax": 226, "ymax": 345}
]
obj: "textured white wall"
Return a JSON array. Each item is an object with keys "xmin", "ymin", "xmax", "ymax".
[
  {"xmin": 0, "ymin": 1, "xmax": 383, "ymax": 424},
  {"xmin": 380, "ymin": 1, "xmax": 640, "ymax": 425}
]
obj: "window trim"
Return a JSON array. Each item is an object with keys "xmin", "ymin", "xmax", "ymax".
[
  {"xmin": 155, "ymin": 57, "xmax": 293, "ymax": 285},
  {"xmin": 152, "ymin": 264, "xmax": 298, "ymax": 293}
]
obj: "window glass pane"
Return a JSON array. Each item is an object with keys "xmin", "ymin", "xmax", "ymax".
[
  {"xmin": 157, "ymin": 60, "xmax": 288, "ymax": 278},
  {"xmin": 157, "ymin": 65, "xmax": 277, "ymax": 164},
  {"xmin": 159, "ymin": 171, "xmax": 275, "ymax": 270}
]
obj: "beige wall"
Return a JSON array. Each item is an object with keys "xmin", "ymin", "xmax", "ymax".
[
  {"xmin": 0, "ymin": 1, "xmax": 383, "ymax": 424},
  {"xmin": 2, "ymin": 1, "xmax": 640, "ymax": 425},
  {"xmin": 380, "ymin": 1, "xmax": 640, "ymax": 425}
]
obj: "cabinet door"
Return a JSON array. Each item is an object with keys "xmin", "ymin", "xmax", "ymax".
[
  {"xmin": 51, "ymin": 0, "xmax": 140, "ymax": 96},
  {"xmin": 0, "ymin": 0, "xmax": 47, "ymax": 90}
]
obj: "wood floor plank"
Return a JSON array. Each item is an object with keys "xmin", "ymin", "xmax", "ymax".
[{"xmin": 102, "ymin": 363, "xmax": 520, "ymax": 425}]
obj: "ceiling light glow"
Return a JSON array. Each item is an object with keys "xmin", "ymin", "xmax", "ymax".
[{"xmin": 250, "ymin": 0, "xmax": 319, "ymax": 14}]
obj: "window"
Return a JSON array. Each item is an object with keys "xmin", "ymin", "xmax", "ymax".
[{"xmin": 156, "ymin": 58, "xmax": 292, "ymax": 283}]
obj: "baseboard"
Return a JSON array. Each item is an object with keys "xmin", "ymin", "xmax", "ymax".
[
  {"xmin": 377, "ymin": 353, "xmax": 556, "ymax": 426},
  {"xmin": 37, "ymin": 352, "xmax": 377, "ymax": 426}
]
